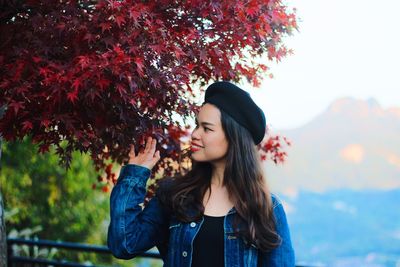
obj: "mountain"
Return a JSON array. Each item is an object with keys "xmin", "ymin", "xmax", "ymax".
[
  {"xmin": 283, "ymin": 189, "xmax": 400, "ymax": 267},
  {"xmin": 264, "ymin": 97, "xmax": 400, "ymax": 193}
]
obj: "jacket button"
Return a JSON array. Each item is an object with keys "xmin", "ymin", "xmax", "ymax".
[
  {"xmin": 190, "ymin": 222, "xmax": 196, "ymax": 227},
  {"xmin": 182, "ymin": 251, "xmax": 188, "ymax": 257}
]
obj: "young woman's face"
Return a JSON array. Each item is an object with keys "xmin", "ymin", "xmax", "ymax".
[{"xmin": 190, "ymin": 103, "xmax": 229, "ymax": 163}]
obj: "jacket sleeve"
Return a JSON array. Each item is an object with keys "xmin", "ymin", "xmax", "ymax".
[
  {"xmin": 107, "ymin": 164, "xmax": 169, "ymax": 259},
  {"xmin": 259, "ymin": 195, "xmax": 295, "ymax": 266}
]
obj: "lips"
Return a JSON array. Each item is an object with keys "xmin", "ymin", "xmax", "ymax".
[{"xmin": 191, "ymin": 143, "xmax": 203, "ymax": 151}]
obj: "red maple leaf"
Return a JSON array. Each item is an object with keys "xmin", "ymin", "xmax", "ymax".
[
  {"xmin": 114, "ymin": 15, "xmax": 126, "ymax": 28},
  {"xmin": 116, "ymin": 83, "xmax": 126, "ymax": 96},
  {"xmin": 8, "ymin": 101, "xmax": 25, "ymax": 114},
  {"xmin": 97, "ymin": 78, "xmax": 111, "ymax": 91},
  {"xmin": 41, "ymin": 119, "xmax": 51, "ymax": 128},
  {"xmin": 77, "ymin": 55, "xmax": 91, "ymax": 69},
  {"xmin": 99, "ymin": 22, "xmax": 112, "ymax": 33},
  {"xmin": 71, "ymin": 79, "xmax": 82, "ymax": 91},
  {"xmin": 174, "ymin": 47, "xmax": 186, "ymax": 60},
  {"xmin": 134, "ymin": 57, "xmax": 145, "ymax": 76},
  {"xmin": 247, "ymin": 6, "xmax": 259, "ymax": 18},
  {"xmin": 38, "ymin": 143, "xmax": 50, "ymax": 153},
  {"xmin": 102, "ymin": 185, "xmax": 110, "ymax": 193},
  {"xmin": 67, "ymin": 90, "xmax": 79, "ymax": 103},
  {"xmin": 22, "ymin": 121, "xmax": 33, "ymax": 131}
]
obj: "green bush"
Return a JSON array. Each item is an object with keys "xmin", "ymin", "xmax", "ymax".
[
  {"xmin": 0, "ymin": 136, "xmax": 109, "ymax": 243},
  {"xmin": 1, "ymin": 137, "xmax": 164, "ymax": 266}
]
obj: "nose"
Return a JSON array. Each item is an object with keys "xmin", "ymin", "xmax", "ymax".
[{"xmin": 191, "ymin": 127, "xmax": 200, "ymax": 141}]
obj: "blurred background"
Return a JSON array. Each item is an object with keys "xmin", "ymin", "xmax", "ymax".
[
  {"xmin": 252, "ymin": 0, "xmax": 400, "ymax": 266},
  {"xmin": 2, "ymin": 0, "xmax": 399, "ymax": 266}
]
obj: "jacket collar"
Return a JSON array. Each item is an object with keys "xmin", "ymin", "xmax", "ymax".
[{"xmin": 227, "ymin": 206, "xmax": 237, "ymax": 215}]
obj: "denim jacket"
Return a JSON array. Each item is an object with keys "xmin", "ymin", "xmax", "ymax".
[{"xmin": 108, "ymin": 164, "xmax": 295, "ymax": 266}]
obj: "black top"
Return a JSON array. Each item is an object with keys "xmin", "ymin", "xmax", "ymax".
[{"xmin": 191, "ymin": 214, "xmax": 225, "ymax": 267}]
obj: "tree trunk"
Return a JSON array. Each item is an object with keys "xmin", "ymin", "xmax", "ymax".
[
  {"xmin": 0, "ymin": 190, "xmax": 6, "ymax": 267},
  {"xmin": 0, "ymin": 104, "xmax": 7, "ymax": 267}
]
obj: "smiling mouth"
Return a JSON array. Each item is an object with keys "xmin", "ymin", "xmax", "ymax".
[
  {"xmin": 191, "ymin": 145, "xmax": 203, "ymax": 151},
  {"xmin": 191, "ymin": 143, "xmax": 203, "ymax": 148}
]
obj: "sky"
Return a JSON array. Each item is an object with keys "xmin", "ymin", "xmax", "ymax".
[{"xmin": 244, "ymin": 0, "xmax": 400, "ymax": 130}]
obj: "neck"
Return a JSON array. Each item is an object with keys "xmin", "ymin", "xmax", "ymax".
[{"xmin": 210, "ymin": 161, "xmax": 226, "ymax": 187}]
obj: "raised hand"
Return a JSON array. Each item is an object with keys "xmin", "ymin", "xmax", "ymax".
[{"xmin": 127, "ymin": 137, "xmax": 161, "ymax": 170}]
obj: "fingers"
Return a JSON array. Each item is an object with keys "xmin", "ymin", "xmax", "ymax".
[
  {"xmin": 144, "ymin": 137, "xmax": 152, "ymax": 153},
  {"xmin": 150, "ymin": 138, "xmax": 156, "ymax": 154},
  {"xmin": 128, "ymin": 144, "xmax": 136, "ymax": 158},
  {"xmin": 143, "ymin": 137, "xmax": 156, "ymax": 152},
  {"xmin": 147, "ymin": 137, "xmax": 160, "ymax": 164},
  {"xmin": 153, "ymin": 150, "xmax": 160, "ymax": 160},
  {"xmin": 127, "ymin": 137, "xmax": 161, "ymax": 169}
]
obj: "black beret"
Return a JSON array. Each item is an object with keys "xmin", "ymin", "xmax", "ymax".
[{"xmin": 203, "ymin": 81, "xmax": 266, "ymax": 145}]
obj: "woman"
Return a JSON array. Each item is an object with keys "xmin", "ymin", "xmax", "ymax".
[{"xmin": 108, "ymin": 81, "xmax": 295, "ymax": 266}]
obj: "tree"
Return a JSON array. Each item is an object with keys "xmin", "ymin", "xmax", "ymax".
[
  {"xmin": 0, "ymin": 105, "xmax": 6, "ymax": 267},
  {"xmin": 1, "ymin": 137, "xmax": 110, "ymax": 242},
  {"xmin": 0, "ymin": 0, "xmax": 296, "ymax": 171},
  {"xmin": 1, "ymin": 137, "xmax": 119, "ymax": 265},
  {"xmin": 0, "ymin": 0, "xmax": 296, "ymax": 263}
]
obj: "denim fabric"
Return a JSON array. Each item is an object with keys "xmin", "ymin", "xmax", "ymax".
[{"xmin": 108, "ymin": 164, "xmax": 295, "ymax": 266}]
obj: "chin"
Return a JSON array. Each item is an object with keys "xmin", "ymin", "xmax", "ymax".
[
  {"xmin": 190, "ymin": 153, "xmax": 208, "ymax": 162},
  {"xmin": 190, "ymin": 154, "xmax": 202, "ymax": 162},
  {"xmin": 191, "ymin": 153, "xmax": 225, "ymax": 163}
]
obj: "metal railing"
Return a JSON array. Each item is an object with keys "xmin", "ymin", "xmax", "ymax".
[
  {"xmin": 7, "ymin": 238, "xmax": 160, "ymax": 267},
  {"xmin": 7, "ymin": 238, "xmax": 311, "ymax": 267}
]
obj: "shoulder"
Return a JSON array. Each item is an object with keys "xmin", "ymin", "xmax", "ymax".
[
  {"xmin": 155, "ymin": 176, "xmax": 176, "ymax": 194},
  {"xmin": 154, "ymin": 176, "xmax": 178, "ymax": 210},
  {"xmin": 270, "ymin": 192, "xmax": 283, "ymax": 209},
  {"xmin": 269, "ymin": 193, "xmax": 291, "ymax": 226}
]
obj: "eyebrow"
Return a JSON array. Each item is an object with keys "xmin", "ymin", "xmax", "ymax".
[{"xmin": 195, "ymin": 118, "xmax": 215, "ymax": 126}]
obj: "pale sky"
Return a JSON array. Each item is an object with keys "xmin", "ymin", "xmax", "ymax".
[{"xmin": 245, "ymin": 0, "xmax": 400, "ymax": 130}]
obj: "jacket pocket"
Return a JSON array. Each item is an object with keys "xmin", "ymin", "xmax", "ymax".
[
  {"xmin": 167, "ymin": 220, "xmax": 182, "ymax": 266},
  {"xmin": 169, "ymin": 222, "xmax": 181, "ymax": 229},
  {"xmin": 168, "ymin": 219, "xmax": 182, "ymax": 246}
]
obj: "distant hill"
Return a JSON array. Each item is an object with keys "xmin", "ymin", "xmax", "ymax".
[
  {"xmin": 283, "ymin": 189, "xmax": 400, "ymax": 267},
  {"xmin": 265, "ymin": 97, "xmax": 400, "ymax": 193}
]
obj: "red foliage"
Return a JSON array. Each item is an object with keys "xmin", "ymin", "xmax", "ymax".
[
  {"xmin": 258, "ymin": 133, "xmax": 292, "ymax": 164},
  {"xmin": 0, "ymin": 0, "xmax": 297, "ymax": 183}
]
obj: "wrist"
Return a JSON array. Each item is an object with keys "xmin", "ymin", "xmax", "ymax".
[{"xmin": 119, "ymin": 164, "xmax": 151, "ymax": 186}]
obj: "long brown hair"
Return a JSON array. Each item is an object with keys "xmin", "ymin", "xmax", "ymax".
[{"xmin": 157, "ymin": 108, "xmax": 281, "ymax": 252}]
